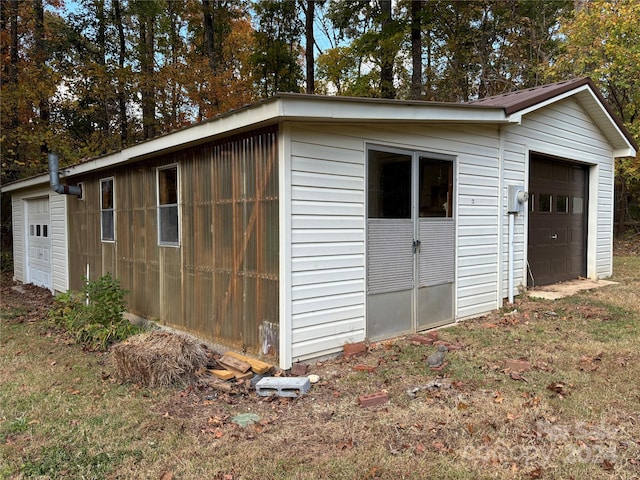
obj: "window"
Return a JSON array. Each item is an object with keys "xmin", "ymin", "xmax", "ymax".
[
  {"xmin": 573, "ymin": 197, "xmax": 584, "ymax": 214},
  {"xmin": 100, "ymin": 178, "xmax": 115, "ymax": 241},
  {"xmin": 157, "ymin": 165, "xmax": 179, "ymax": 246},
  {"xmin": 419, "ymin": 158, "xmax": 453, "ymax": 218},
  {"xmin": 556, "ymin": 195, "xmax": 569, "ymax": 213},
  {"xmin": 539, "ymin": 194, "xmax": 552, "ymax": 213}
]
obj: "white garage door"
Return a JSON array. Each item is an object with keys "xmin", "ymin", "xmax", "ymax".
[{"xmin": 27, "ymin": 197, "xmax": 52, "ymax": 290}]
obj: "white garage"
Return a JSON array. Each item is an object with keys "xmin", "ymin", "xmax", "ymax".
[
  {"xmin": 4, "ymin": 183, "xmax": 69, "ymax": 294},
  {"xmin": 26, "ymin": 197, "xmax": 52, "ymax": 289}
]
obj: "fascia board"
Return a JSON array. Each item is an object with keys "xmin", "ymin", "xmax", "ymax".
[
  {"xmin": 1, "ymin": 174, "xmax": 50, "ymax": 193},
  {"xmin": 614, "ymin": 147, "xmax": 636, "ymax": 158},
  {"xmin": 279, "ymin": 96, "xmax": 511, "ymax": 124},
  {"xmin": 508, "ymin": 85, "xmax": 589, "ymax": 118}
]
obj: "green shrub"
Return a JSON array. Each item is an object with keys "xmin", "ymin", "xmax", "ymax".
[{"xmin": 49, "ymin": 274, "xmax": 141, "ymax": 350}]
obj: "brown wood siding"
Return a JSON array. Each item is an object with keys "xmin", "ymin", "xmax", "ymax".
[{"xmin": 67, "ymin": 126, "xmax": 279, "ymax": 356}]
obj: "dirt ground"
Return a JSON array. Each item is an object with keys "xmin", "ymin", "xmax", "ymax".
[{"xmin": 2, "ymin": 241, "xmax": 639, "ymax": 479}]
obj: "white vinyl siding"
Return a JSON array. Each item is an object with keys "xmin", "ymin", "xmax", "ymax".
[
  {"xmin": 288, "ymin": 127, "xmax": 366, "ymax": 361},
  {"xmin": 50, "ymin": 193, "xmax": 69, "ymax": 292},
  {"xmin": 10, "ymin": 187, "xmax": 68, "ymax": 294},
  {"xmin": 287, "ymin": 123, "xmax": 502, "ymax": 361},
  {"xmin": 501, "ymin": 97, "xmax": 615, "ymax": 296},
  {"xmin": 11, "ymin": 195, "xmax": 25, "ymax": 283}
]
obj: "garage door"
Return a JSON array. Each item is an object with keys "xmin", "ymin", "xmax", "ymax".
[
  {"xmin": 528, "ymin": 154, "xmax": 588, "ymax": 287},
  {"xmin": 27, "ymin": 197, "xmax": 52, "ymax": 290}
]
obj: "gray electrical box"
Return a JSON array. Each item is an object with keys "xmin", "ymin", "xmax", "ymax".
[{"xmin": 508, "ymin": 185, "xmax": 529, "ymax": 213}]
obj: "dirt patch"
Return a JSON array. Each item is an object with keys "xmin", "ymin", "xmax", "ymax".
[{"xmin": 3, "ymin": 267, "xmax": 640, "ymax": 479}]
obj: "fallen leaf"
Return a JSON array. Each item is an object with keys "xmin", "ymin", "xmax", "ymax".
[
  {"xmin": 528, "ymin": 466, "xmax": 543, "ymax": 479},
  {"xmin": 481, "ymin": 323, "xmax": 497, "ymax": 329},
  {"xmin": 432, "ymin": 441, "xmax": 447, "ymax": 451},
  {"xmin": 457, "ymin": 402, "xmax": 468, "ymax": 410},
  {"xmin": 414, "ymin": 443, "xmax": 426, "ymax": 454},
  {"xmin": 159, "ymin": 472, "xmax": 173, "ymax": 480},
  {"xmin": 546, "ymin": 382, "xmax": 571, "ymax": 397},
  {"xmin": 362, "ymin": 466, "xmax": 381, "ymax": 479},
  {"xmin": 337, "ymin": 438, "xmax": 354, "ymax": 450},
  {"xmin": 601, "ymin": 459, "xmax": 615, "ymax": 471}
]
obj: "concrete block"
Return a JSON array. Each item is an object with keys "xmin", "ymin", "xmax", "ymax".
[{"xmin": 256, "ymin": 376, "xmax": 311, "ymax": 398}]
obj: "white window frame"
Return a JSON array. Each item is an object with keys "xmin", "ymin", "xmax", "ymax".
[
  {"xmin": 156, "ymin": 164, "xmax": 180, "ymax": 247},
  {"xmin": 100, "ymin": 177, "xmax": 115, "ymax": 242}
]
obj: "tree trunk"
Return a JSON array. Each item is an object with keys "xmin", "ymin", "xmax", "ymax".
[
  {"xmin": 113, "ymin": 0, "xmax": 128, "ymax": 145},
  {"xmin": 140, "ymin": 12, "xmax": 156, "ymax": 139},
  {"xmin": 33, "ymin": 0, "xmax": 49, "ymax": 129},
  {"xmin": 202, "ymin": 0, "xmax": 215, "ymax": 72},
  {"xmin": 410, "ymin": 0, "xmax": 422, "ymax": 100},
  {"xmin": 95, "ymin": 0, "xmax": 110, "ymax": 139},
  {"xmin": 379, "ymin": 0, "xmax": 395, "ymax": 99},
  {"xmin": 305, "ymin": 0, "xmax": 315, "ymax": 94}
]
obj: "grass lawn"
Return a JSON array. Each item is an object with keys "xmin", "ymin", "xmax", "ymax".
[{"xmin": 1, "ymin": 256, "xmax": 639, "ymax": 479}]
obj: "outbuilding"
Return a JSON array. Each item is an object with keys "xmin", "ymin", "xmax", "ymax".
[{"xmin": 3, "ymin": 78, "xmax": 636, "ymax": 368}]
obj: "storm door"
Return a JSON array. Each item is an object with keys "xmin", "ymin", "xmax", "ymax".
[{"xmin": 366, "ymin": 148, "xmax": 455, "ymax": 341}]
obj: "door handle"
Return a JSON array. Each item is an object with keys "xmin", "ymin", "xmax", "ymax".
[
  {"xmin": 551, "ymin": 234, "xmax": 557, "ymax": 239},
  {"xmin": 412, "ymin": 239, "xmax": 421, "ymax": 253}
]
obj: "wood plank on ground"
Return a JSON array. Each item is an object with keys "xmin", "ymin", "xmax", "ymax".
[
  {"xmin": 218, "ymin": 354, "xmax": 252, "ymax": 373},
  {"xmin": 221, "ymin": 365, "xmax": 254, "ymax": 381},
  {"xmin": 224, "ymin": 351, "xmax": 272, "ymax": 375},
  {"xmin": 208, "ymin": 369, "xmax": 235, "ymax": 381}
]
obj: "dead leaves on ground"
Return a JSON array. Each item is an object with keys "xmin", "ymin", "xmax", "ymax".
[{"xmin": 546, "ymin": 382, "xmax": 572, "ymax": 398}]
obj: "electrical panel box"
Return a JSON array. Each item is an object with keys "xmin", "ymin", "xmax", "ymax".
[{"xmin": 508, "ymin": 185, "xmax": 529, "ymax": 213}]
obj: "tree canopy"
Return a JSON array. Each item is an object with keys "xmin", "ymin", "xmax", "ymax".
[{"xmin": 1, "ymin": 0, "xmax": 638, "ymax": 200}]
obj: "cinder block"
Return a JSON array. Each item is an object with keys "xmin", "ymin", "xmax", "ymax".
[
  {"xmin": 255, "ymin": 376, "xmax": 311, "ymax": 398},
  {"xmin": 358, "ymin": 391, "xmax": 388, "ymax": 407}
]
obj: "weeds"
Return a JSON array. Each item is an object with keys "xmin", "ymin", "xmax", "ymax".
[{"xmin": 49, "ymin": 273, "xmax": 141, "ymax": 350}]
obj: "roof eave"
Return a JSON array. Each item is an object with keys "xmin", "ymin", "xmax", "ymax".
[{"xmin": 507, "ymin": 85, "xmax": 637, "ymax": 157}]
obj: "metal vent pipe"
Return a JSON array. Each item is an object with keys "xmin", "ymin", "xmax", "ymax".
[{"xmin": 48, "ymin": 152, "xmax": 82, "ymax": 196}]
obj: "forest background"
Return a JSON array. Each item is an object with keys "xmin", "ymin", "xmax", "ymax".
[{"xmin": 1, "ymin": 0, "xmax": 639, "ymax": 252}]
